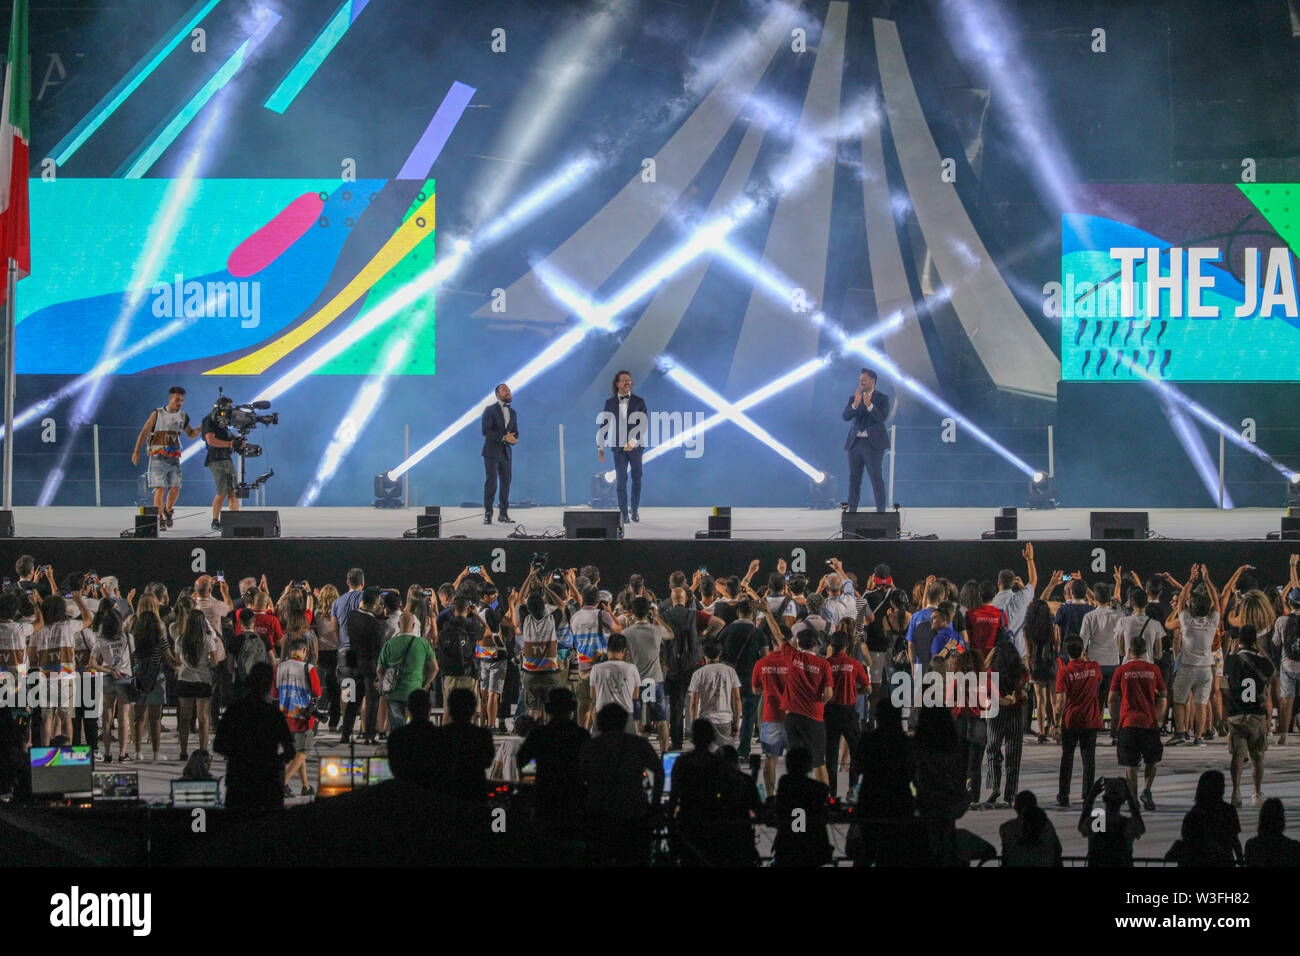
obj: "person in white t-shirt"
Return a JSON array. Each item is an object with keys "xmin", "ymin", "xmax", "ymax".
[
  {"xmin": 589, "ymin": 633, "xmax": 641, "ymax": 734},
  {"xmin": 1165, "ymin": 565, "xmax": 1220, "ymax": 746},
  {"xmin": 689, "ymin": 640, "xmax": 741, "ymax": 747}
]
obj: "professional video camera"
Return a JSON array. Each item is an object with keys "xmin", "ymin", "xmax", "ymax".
[{"xmin": 213, "ymin": 390, "xmax": 278, "ymax": 498}]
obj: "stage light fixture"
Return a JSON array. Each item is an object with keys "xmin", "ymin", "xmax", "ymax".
[
  {"xmin": 373, "ymin": 473, "xmax": 403, "ymax": 509},
  {"xmin": 589, "ymin": 472, "xmax": 617, "ymax": 509},
  {"xmin": 1029, "ymin": 472, "xmax": 1056, "ymax": 510},
  {"xmin": 1286, "ymin": 472, "xmax": 1300, "ymax": 508}
]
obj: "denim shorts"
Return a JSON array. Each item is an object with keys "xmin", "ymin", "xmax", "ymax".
[
  {"xmin": 1281, "ymin": 667, "xmax": 1300, "ymax": 700},
  {"xmin": 147, "ymin": 455, "xmax": 182, "ymax": 489},
  {"xmin": 760, "ymin": 720, "xmax": 788, "ymax": 756},
  {"xmin": 635, "ymin": 680, "xmax": 667, "ymax": 723}
]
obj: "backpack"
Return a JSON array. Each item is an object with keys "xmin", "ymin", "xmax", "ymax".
[
  {"xmin": 1283, "ymin": 614, "xmax": 1300, "ymax": 663},
  {"xmin": 234, "ymin": 632, "xmax": 269, "ymax": 692},
  {"xmin": 439, "ymin": 616, "xmax": 477, "ymax": 677},
  {"xmin": 661, "ymin": 605, "xmax": 702, "ymax": 680}
]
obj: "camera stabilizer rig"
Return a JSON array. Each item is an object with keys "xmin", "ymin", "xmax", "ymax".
[{"xmin": 213, "ymin": 389, "xmax": 278, "ymax": 499}]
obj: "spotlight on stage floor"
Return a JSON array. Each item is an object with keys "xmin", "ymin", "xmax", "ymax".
[
  {"xmin": 1286, "ymin": 472, "xmax": 1300, "ymax": 509},
  {"xmin": 373, "ymin": 474, "xmax": 403, "ymax": 509},
  {"xmin": 809, "ymin": 474, "xmax": 837, "ymax": 510},
  {"xmin": 1028, "ymin": 472, "xmax": 1056, "ymax": 510},
  {"xmin": 589, "ymin": 473, "xmax": 617, "ymax": 509}
]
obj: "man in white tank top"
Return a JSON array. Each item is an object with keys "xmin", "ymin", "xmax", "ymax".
[{"xmin": 131, "ymin": 386, "xmax": 199, "ymax": 529}]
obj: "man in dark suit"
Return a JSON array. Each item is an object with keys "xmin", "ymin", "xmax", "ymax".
[
  {"xmin": 843, "ymin": 368, "xmax": 890, "ymax": 513},
  {"xmin": 598, "ymin": 370, "xmax": 648, "ymax": 523},
  {"xmin": 481, "ymin": 383, "xmax": 518, "ymax": 524}
]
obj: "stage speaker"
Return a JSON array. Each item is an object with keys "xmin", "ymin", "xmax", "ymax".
[
  {"xmin": 841, "ymin": 511, "xmax": 900, "ymax": 540},
  {"xmin": 134, "ymin": 513, "xmax": 159, "ymax": 538},
  {"xmin": 564, "ymin": 510, "xmax": 622, "ymax": 539},
  {"xmin": 992, "ymin": 514, "xmax": 1018, "ymax": 540},
  {"xmin": 221, "ymin": 511, "xmax": 281, "ymax": 538},
  {"xmin": 699, "ymin": 507, "xmax": 731, "ymax": 539},
  {"xmin": 1089, "ymin": 511, "xmax": 1148, "ymax": 539},
  {"xmin": 415, "ymin": 506, "xmax": 441, "ymax": 539},
  {"xmin": 1282, "ymin": 516, "xmax": 1300, "ymax": 541},
  {"xmin": 0, "ymin": 510, "xmax": 13, "ymax": 537}
]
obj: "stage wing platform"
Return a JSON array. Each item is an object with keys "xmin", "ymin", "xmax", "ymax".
[{"xmin": 0, "ymin": 507, "xmax": 1294, "ymax": 596}]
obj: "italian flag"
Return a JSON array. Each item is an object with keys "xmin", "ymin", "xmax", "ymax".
[{"xmin": 0, "ymin": 0, "xmax": 28, "ymax": 305}]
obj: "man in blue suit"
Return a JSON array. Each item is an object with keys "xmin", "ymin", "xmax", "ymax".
[
  {"xmin": 843, "ymin": 368, "xmax": 890, "ymax": 513},
  {"xmin": 598, "ymin": 370, "xmax": 648, "ymax": 523},
  {"xmin": 482, "ymin": 382, "xmax": 518, "ymax": 524}
]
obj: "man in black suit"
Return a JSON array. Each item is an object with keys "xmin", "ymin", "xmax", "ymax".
[
  {"xmin": 482, "ymin": 383, "xmax": 518, "ymax": 524},
  {"xmin": 843, "ymin": 368, "xmax": 890, "ymax": 513},
  {"xmin": 597, "ymin": 370, "xmax": 648, "ymax": 523}
]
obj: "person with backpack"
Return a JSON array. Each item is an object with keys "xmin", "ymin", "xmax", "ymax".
[
  {"xmin": 660, "ymin": 586, "xmax": 702, "ymax": 751},
  {"xmin": 1269, "ymin": 578, "xmax": 1300, "ymax": 744},
  {"xmin": 1225, "ymin": 625, "xmax": 1277, "ymax": 806},
  {"xmin": 232, "ymin": 606, "xmax": 272, "ymax": 699},
  {"xmin": 378, "ymin": 611, "xmax": 437, "ymax": 729},
  {"xmin": 275, "ymin": 637, "xmax": 322, "ymax": 797},
  {"xmin": 437, "ymin": 595, "xmax": 483, "ymax": 725}
]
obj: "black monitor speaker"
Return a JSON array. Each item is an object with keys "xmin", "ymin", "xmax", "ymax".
[
  {"xmin": 564, "ymin": 510, "xmax": 622, "ymax": 539},
  {"xmin": 841, "ymin": 511, "xmax": 900, "ymax": 539},
  {"xmin": 221, "ymin": 511, "xmax": 281, "ymax": 538},
  {"xmin": 415, "ymin": 506, "xmax": 441, "ymax": 539},
  {"xmin": 0, "ymin": 510, "xmax": 14, "ymax": 537},
  {"xmin": 1089, "ymin": 511, "xmax": 1148, "ymax": 540}
]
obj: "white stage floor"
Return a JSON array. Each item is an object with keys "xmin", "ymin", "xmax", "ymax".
[{"xmin": 5, "ymin": 505, "xmax": 1289, "ymax": 540}]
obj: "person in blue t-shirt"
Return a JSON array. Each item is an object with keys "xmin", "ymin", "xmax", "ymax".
[{"xmin": 929, "ymin": 602, "xmax": 966, "ymax": 659}]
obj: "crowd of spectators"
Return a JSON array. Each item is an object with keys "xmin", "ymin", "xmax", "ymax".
[{"xmin": 1, "ymin": 546, "xmax": 1299, "ymax": 866}]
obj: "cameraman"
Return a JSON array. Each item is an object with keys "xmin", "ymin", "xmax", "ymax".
[{"xmin": 201, "ymin": 399, "xmax": 241, "ymax": 532}]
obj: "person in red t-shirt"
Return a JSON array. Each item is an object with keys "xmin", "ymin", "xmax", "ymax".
[
  {"xmin": 752, "ymin": 640, "xmax": 795, "ymax": 797},
  {"xmin": 966, "ymin": 582, "xmax": 1007, "ymax": 660},
  {"xmin": 1054, "ymin": 635, "xmax": 1102, "ymax": 807},
  {"xmin": 825, "ymin": 629, "xmax": 870, "ymax": 795},
  {"xmin": 783, "ymin": 629, "xmax": 833, "ymax": 785},
  {"xmin": 1108, "ymin": 632, "xmax": 1167, "ymax": 811},
  {"xmin": 251, "ymin": 589, "xmax": 285, "ymax": 654}
]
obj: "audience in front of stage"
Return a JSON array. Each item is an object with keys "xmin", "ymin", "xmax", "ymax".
[{"xmin": 8, "ymin": 548, "xmax": 1300, "ymax": 867}]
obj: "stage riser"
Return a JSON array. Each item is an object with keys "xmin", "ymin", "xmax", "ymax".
[{"xmin": 5, "ymin": 539, "xmax": 1293, "ymax": 595}]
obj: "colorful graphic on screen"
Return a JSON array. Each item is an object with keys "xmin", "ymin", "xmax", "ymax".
[
  {"xmin": 18, "ymin": 177, "xmax": 437, "ymax": 376},
  {"xmin": 29, "ymin": 746, "xmax": 93, "ymax": 767},
  {"xmin": 1061, "ymin": 184, "xmax": 1300, "ymax": 381}
]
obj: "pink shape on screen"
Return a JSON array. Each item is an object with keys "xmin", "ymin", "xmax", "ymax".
[{"xmin": 227, "ymin": 192, "xmax": 325, "ymax": 278}]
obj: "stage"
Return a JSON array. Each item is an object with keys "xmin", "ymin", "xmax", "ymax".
[
  {"xmin": 1, "ymin": 506, "xmax": 1294, "ymax": 597},
  {"xmin": 5, "ymin": 505, "xmax": 1291, "ymax": 541}
]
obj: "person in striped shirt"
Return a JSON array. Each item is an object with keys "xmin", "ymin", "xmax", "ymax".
[
  {"xmin": 515, "ymin": 569, "xmax": 573, "ymax": 723},
  {"xmin": 34, "ymin": 593, "xmax": 92, "ymax": 744}
]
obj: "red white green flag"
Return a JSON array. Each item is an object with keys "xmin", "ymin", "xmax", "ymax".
[{"xmin": 0, "ymin": 0, "xmax": 29, "ymax": 303}]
